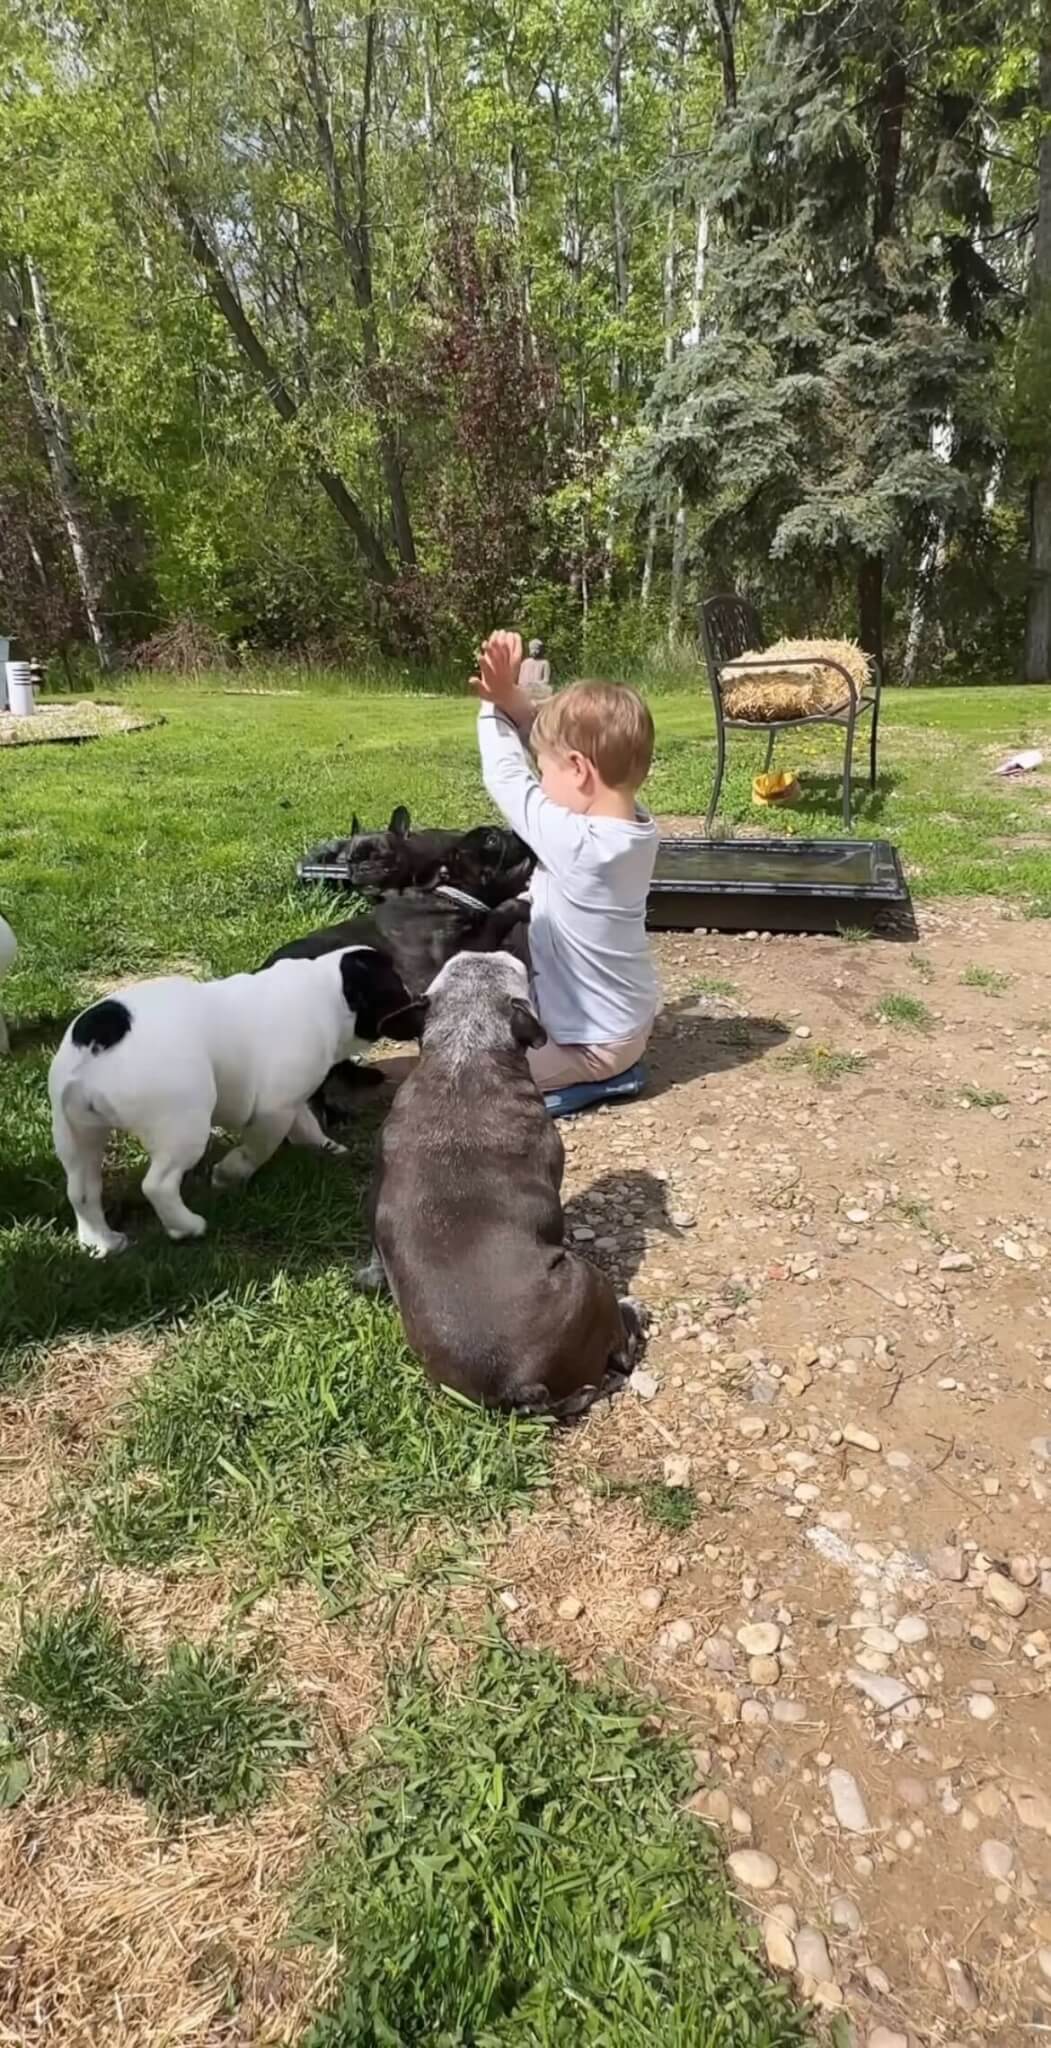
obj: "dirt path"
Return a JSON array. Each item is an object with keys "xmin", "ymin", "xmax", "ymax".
[{"xmin": 487, "ymin": 903, "xmax": 1051, "ymax": 2048}]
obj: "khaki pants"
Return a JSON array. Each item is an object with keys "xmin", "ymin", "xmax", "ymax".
[{"xmin": 527, "ymin": 1022, "xmax": 652, "ymax": 1093}]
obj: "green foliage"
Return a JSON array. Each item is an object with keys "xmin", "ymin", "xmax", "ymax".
[
  {"xmin": 960, "ymin": 963, "xmax": 1011, "ymax": 994},
  {"xmin": 602, "ymin": 1478, "xmax": 699, "ymax": 1531},
  {"xmin": 781, "ymin": 1044, "xmax": 867, "ymax": 1086},
  {"xmin": 295, "ymin": 1639, "xmax": 813, "ymax": 2046},
  {"xmin": 89, "ymin": 1273, "xmax": 549, "ymax": 1582},
  {"xmin": 5, "ymin": 1593, "xmax": 146, "ymax": 1745},
  {"xmin": 872, "ymin": 993, "xmax": 935, "ymax": 1031},
  {"xmin": 111, "ymin": 1639, "xmax": 305, "ymax": 1819}
]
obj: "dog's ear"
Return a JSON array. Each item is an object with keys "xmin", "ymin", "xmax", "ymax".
[
  {"xmin": 349, "ymin": 813, "xmax": 361, "ymax": 837},
  {"xmin": 389, "ymin": 805, "xmax": 411, "ymax": 838},
  {"xmin": 510, "ymin": 998, "xmax": 546, "ymax": 1050}
]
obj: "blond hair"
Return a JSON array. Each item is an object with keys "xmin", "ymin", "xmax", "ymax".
[{"xmin": 530, "ymin": 681, "xmax": 654, "ymax": 791}]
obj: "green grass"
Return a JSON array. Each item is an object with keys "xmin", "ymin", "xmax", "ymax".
[
  {"xmin": 960, "ymin": 963, "xmax": 1012, "ymax": 995},
  {"xmin": 5, "ymin": 1592, "xmax": 145, "ymax": 1745},
  {"xmin": 690, "ymin": 974, "xmax": 738, "ymax": 999},
  {"xmin": 872, "ymin": 992, "xmax": 935, "ymax": 1032},
  {"xmin": 781, "ymin": 1043, "xmax": 867, "ymax": 1086},
  {"xmin": 111, "ymin": 1638, "xmax": 305, "ymax": 1819},
  {"xmin": 295, "ymin": 1639, "xmax": 813, "ymax": 2048},
  {"xmin": 88, "ymin": 1272, "xmax": 549, "ymax": 1584},
  {"xmin": 908, "ymin": 951, "xmax": 935, "ymax": 983},
  {"xmin": 958, "ymin": 1082, "xmax": 1010, "ymax": 1109},
  {"xmin": 835, "ymin": 923, "xmax": 875, "ymax": 944},
  {"xmin": 601, "ymin": 1479, "xmax": 698, "ymax": 1532}
]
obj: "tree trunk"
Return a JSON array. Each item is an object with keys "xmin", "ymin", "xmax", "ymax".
[
  {"xmin": 872, "ymin": 54, "xmax": 907, "ymax": 243},
  {"xmin": 668, "ymin": 203, "xmax": 708, "ymax": 646},
  {"xmin": 603, "ymin": 3, "xmax": 629, "ymax": 591},
  {"xmin": 1024, "ymin": 39, "xmax": 1051, "ymax": 682},
  {"xmin": 642, "ymin": 34, "xmax": 685, "ymax": 610},
  {"xmin": 166, "ymin": 183, "xmax": 396, "ymax": 589},
  {"xmin": 17, "ymin": 262, "xmax": 115, "ymax": 672},
  {"xmin": 709, "ymin": 0, "xmax": 737, "ymax": 111},
  {"xmin": 857, "ymin": 554, "xmax": 885, "ymax": 676},
  {"xmin": 294, "ymin": 0, "xmax": 417, "ymax": 569}
]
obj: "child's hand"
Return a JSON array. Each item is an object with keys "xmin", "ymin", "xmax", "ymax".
[{"xmin": 477, "ymin": 630, "xmax": 523, "ymax": 711}]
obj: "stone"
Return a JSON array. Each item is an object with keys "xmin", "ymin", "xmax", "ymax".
[
  {"xmin": 1009, "ymin": 1781, "xmax": 1051, "ymax": 1833},
  {"xmin": 728, "ymin": 1849, "xmax": 778, "ymax": 1891},
  {"xmin": 737, "ymin": 1621, "xmax": 782, "ymax": 1657},
  {"xmin": 1037, "ymin": 1948, "xmax": 1051, "ymax": 1986},
  {"xmin": 740, "ymin": 1699, "xmax": 770, "ymax": 1730},
  {"xmin": 690, "ymin": 1787, "xmax": 731, "ymax": 1825},
  {"xmin": 772, "ymin": 1699, "xmax": 807, "ymax": 1725},
  {"xmin": 704, "ymin": 1635, "xmax": 736, "ymax": 1673},
  {"xmin": 830, "ymin": 1894, "xmax": 862, "ymax": 1935},
  {"xmin": 763, "ymin": 1917, "xmax": 797, "ymax": 1971},
  {"xmin": 847, "ymin": 1668, "xmax": 911, "ymax": 1712},
  {"xmin": 939, "ymin": 1249, "xmax": 974, "ymax": 1271},
  {"xmin": 979, "ymin": 1839, "xmax": 1014, "ymax": 1880},
  {"xmin": 657, "ymin": 1619, "xmax": 695, "ymax": 1655},
  {"xmin": 867, "ymin": 2033, "xmax": 908, "ymax": 2048},
  {"xmin": 557, "ymin": 1594, "xmax": 584, "ymax": 1620},
  {"xmin": 631, "ymin": 1370, "xmax": 660, "ymax": 1401},
  {"xmin": 931, "ymin": 1545, "xmax": 966, "ymax": 1582},
  {"xmin": 638, "ymin": 1587, "xmax": 665, "ymax": 1614},
  {"xmin": 894, "ymin": 1615, "xmax": 929, "ymax": 1645},
  {"xmin": 795, "ymin": 1926, "xmax": 835, "ymax": 1983},
  {"xmin": 749, "ymin": 1654, "xmax": 781, "ymax": 1686},
  {"xmin": 1011, "ymin": 1554, "xmax": 1038, "ymax": 1586},
  {"xmin": 944, "ymin": 1958, "xmax": 980, "ymax": 2012},
  {"xmin": 730, "ymin": 1805, "xmax": 753, "ymax": 1837},
  {"xmin": 985, "ymin": 1573, "xmax": 1027, "ymax": 1618},
  {"xmin": 663, "ymin": 1454, "xmax": 692, "ymax": 1489},
  {"xmin": 828, "ymin": 1767, "xmax": 871, "ymax": 1833},
  {"xmin": 843, "ymin": 1424, "xmax": 882, "ymax": 1452},
  {"xmin": 498, "ymin": 1588, "xmax": 521, "ymax": 1612},
  {"xmin": 862, "ymin": 1626, "xmax": 900, "ymax": 1656},
  {"xmin": 968, "ymin": 1693, "xmax": 997, "ymax": 1722}
]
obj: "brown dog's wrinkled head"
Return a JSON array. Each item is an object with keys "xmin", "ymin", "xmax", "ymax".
[{"xmin": 422, "ymin": 952, "xmax": 545, "ymax": 1066}]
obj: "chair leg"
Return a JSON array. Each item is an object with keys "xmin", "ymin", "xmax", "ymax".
[
  {"xmin": 869, "ymin": 699, "xmax": 880, "ymax": 791},
  {"xmin": 763, "ymin": 728, "xmax": 776, "ymax": 772},
  {"xmin": 707, "ymin": 719, "xmax": 727, "ymax": 836},
  {"xmin": 842, "ymin": 709, "xmax": 857, "ymax": 831}
]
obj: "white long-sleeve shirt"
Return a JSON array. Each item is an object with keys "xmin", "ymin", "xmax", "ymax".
[{"xmin": 478, "ymin": 705, "xmax": 659, "ymax": 1045}]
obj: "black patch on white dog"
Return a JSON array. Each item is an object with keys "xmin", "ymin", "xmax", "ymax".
[
  {"xmin": 339, "ymin": 949, "xmax": 425, "ymax": 1042},
  {"xmin": 71, "ymin": 999, "xmax": 132, "ymax": 1053}
]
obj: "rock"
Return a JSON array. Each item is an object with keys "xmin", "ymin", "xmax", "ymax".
[
  {"xmin": 704, "ymin": 1635, "xmax": 736, "ymax": 1673},
  {"xmin": 728, "ymin": 1849, "xmax": 779, "ymax": 1890},
  {"xmin": 843, "ymin": 1424, "xmax": 882, "ymax": 1452},
  {"xmin": 663, "ymin": 1454, "xmax": 692, "ymax": 1488},
  {"xmin": 830, "ymin": 1894, "xmax": 862, "ymax": 1935},
  {"xmin": 1037, "ymin": 1948, "xmax": 1051, "ymax": 1986},
  {"xmin": 795, "ymin": 1925, "xmax": 835, "ymax": 1983},
  {"xmin": 968, "ymin": 1693, "xmax": 997, "ymax": 1722},
  {"xmin": 498, "ymin": 1588, "xmax": 521, "ymax": 1612},
  {"xmin": 862, "ymin": 1626, "xmax": 900, "ymax": 1655},
  {"xmin": 638, "ymin": 1586, "xmax": 665, "ymax": 1614},
  {"xmin": 730, "ymin": 1804, "xmax": 753, "ymax": 1837},
  {"xmin": 763, "ymin": 1916, "xmax": 796, "ymax": 1972},
  {"xmin": 631, "ymin": 1370, "xmax": 660, "ymax": 1401},
  {"xmin": 894, "ymin": 1615, "xmax": 929, "ymax": 1645},
  {"xmin": 985, "ymin": 1572, "xmax": 1028, "ymax": 1618},
  {"xmin": 557, "ymin": 1594, "xmax": 584, "ymax": 1620},
  {"xmin": 660, "ymin": 1553, "xmax": 684, "ymax": 1577},
  {"xmin": 748, "ymin": 1654, "xmax": 781, "ymax": 1686},
  {"xmin": 737, "ymin": 1621, "xmax": 781, "ymax": 1657},
  {"xmin": 847, "ymin": 1668, "xmax": 911, "ymax": 1712},
  {"xmin": 1011, "ymin": 1554, "xmax": 1038, "ymax": 1586},
  {"xmin": 1009, "ymin": 1781, "xmax": 1051, "ymax": 1833},
  {"xmin": 975, "ymin": 1785, "xmax": 1005, "ymax": 1819},
  {"xmin": 867, "ymin": 2032, "xmax": 908, "ymax": 2048},
  {"xmin": 690, "ymin": 1786, "xmax": 731, "ymax": 1825},
  {"xmin": 657, "ymin": 1619, "xmax": 695, "ymax": 1655},
  {"xmin": 939, "ymin": 1249, "xmax": 974, "ymax": 1271},
  {"xmin": 931, "ymin": 1545, "xmax": 966, "ymax": 1582},
  {"xmin": 1000, "ymin": 1237, "xmax": 1025, "ymax": 1261},
  {"xmin": 740, "ymin": 1699, "xmax": 769, "ymax": 1730},
  {"xmin": 979, "ymin": 1839, "xmax": 1014, "ymax": 1880},
  {"xmin": 944, "ymin": 1957, "xmax": 980, "ymax": 2012},
  {"xmin": 829, "ymin": 1767, "xmax": 871, "ymax": 1833},
  {"xmin": 773, "ymin": 1699, "xmax": 807, "ymax": 1725}
]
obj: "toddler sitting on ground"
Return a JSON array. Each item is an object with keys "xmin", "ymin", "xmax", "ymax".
[{"xmin": 472, "ymin": 630, "xmax": 659, "ymax": 1095}]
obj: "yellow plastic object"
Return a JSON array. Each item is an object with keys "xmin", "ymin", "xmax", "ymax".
[{"xmin": 752, "ymin": 770, "xmax": 800, "ymax": 806}]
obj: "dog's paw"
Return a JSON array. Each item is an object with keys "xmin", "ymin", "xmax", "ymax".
[
  {"xmin": 79, "ymin": 1226, "xmax": 129, "ymax": 1258},
  {"xmin": 212, "ymin": 1153, "xmax": 250, "ymax": 1189},
  {"xmin": 321, "ymin": 1138, "xmax": 347, "ymax": 1157},
  {"xmin": 167, "ymin": 1213, "xmax": 207, "ymax": 1241}
]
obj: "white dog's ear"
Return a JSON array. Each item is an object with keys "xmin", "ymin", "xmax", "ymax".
[
  {"xmin": 389, "ymin": 805, "xmax": 411, "ymax": 837},
  {"xmin": 510, "ymin": 998, "xmax": 546, "ymax": 1050}
]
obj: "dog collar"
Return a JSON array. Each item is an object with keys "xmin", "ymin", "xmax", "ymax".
[{"xmin": 434, "ymin": 883, "xmax": 488, "ymax": 913}]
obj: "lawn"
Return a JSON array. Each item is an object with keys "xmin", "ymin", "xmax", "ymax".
[{"xmin": 0, "ymin": 673, "xmax": 1049, "ymax": 2042}]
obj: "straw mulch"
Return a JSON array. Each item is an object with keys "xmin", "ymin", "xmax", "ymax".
[
  {"xmin": 0, "ymin": 704, "xmax": 157, "ymax": 747},
  {"xmin": 721, "ymin": 638, "xmax": 872, "ymax": 722}
]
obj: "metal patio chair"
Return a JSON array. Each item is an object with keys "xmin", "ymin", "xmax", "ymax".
[{"xmin": 699, "ymin": 594, "xmax": 882, "ymax": 833}]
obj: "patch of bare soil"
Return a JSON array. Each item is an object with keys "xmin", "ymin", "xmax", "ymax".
[{"xmin": 482, "ymin": 904, "xmax": 1051, "ymax": 2048}]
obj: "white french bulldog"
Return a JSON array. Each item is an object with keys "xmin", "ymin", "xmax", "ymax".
[
  {"xmin": 48, "ymin": 946, "xmax": 420, "ymax": 1255},
  {"xmin": 0, "ymin": 914, "xmax": 16, "ymax": 1055}
]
